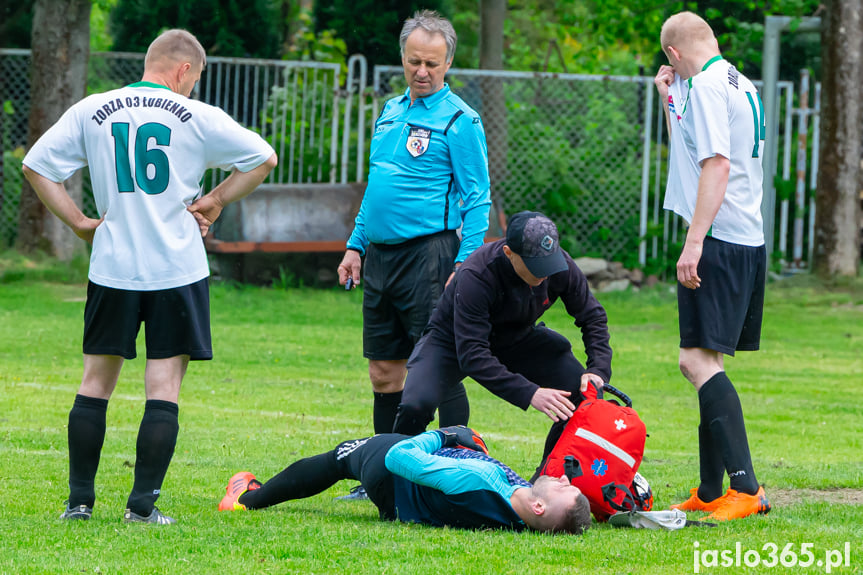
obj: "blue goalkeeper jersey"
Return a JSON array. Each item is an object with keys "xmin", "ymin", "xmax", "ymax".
[
  {"xmin": 346, "ymin": 84, "xmax": 491, "ymax": 264},
  {"xmin": 384, "ymin": 432, "xmax": 530, "ymax": 530}
]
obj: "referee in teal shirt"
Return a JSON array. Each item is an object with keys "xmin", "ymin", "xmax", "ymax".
[{"xmin": 338, "ymin": 10, "xmax": 491, "ymax": 440}]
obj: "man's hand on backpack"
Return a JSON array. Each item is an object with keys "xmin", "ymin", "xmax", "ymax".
[
  {"xmin": 436, "ymin": 426, "xmax": 489, "ymax": 455},
  {"xmin": 530, "ymin": 388, "xmax": 576, "ymax": 422},
  {"xmin": 581, "ymin": 372, "xmax": 605, "ymax": 393}
]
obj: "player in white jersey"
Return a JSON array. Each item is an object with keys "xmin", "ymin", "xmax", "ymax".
[
  {"xmin": 654, "ymin": 12, "xmax": 771, "ymax": 521},
  {"xmin": 22, "ymin": 29, "xmax": 277, "ymax": 524}
]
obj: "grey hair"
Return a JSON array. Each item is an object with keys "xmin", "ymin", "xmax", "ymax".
[{"xmin": 399, "ymin": 10, "xmax": 457, "ymax": 63}]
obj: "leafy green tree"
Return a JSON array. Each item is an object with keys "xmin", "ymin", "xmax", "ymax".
[
  {"xmin": 283, "ymin": 8, "xmax": 348, "ymax": 65},
  {"xmin": 110, "ymin": 0, "xmax": 281, "ymax": 58},
  {"xmin": 0, "ymin": 0, "xmax": 35, "ymax": 48},
  {"xmin": 1, "ymin": 0, "xmax": 117, "ymax": 52},
  {"xmin": 451, "ymin": 0, "xmax": 821, "ymax": 78},
  {"xmin": 90, "ymin": 0, "xmax": 117, "ymax": 51},
  {"xmin": 451, "ymin": 0, "xmax": 658, "ymax": 73},
  {"xmin": 313, "ymin": 0, "xmax": 448, "ymax": 68}
]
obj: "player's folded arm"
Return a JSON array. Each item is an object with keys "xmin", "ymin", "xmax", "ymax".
[{"xmin": 384, "ymin": 431, "xmax": 506, "ymax": 495}]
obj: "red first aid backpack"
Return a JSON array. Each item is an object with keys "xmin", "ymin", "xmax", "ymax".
[{"xmin": 540, "ymin": 382, "xmax": 651, "ymax": 522}]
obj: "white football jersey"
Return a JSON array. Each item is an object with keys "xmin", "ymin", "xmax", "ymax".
[
  {"xmin": 24, "ymin": 83, "xmax": 275, "ymax": 290},
  {"xmin": 664, "ymin": 57, "xmax": 765, "ymax": 247}
]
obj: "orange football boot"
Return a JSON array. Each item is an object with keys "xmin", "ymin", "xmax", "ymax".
[
  {"xmin": 219, "ymin": 471, "xmax": 262, "ymax": 511},
  {"xmin": 704, "ymin": 486, "xmax": 771, "ymax": 521},
  {"xmin": 670, "ymin": 487, "xmax": 727, "ymax": 512}
]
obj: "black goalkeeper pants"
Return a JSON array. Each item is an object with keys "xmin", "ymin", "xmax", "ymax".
[{"xmin": 238, "ymin": 434, "xmax": 408, "ymax": 520}]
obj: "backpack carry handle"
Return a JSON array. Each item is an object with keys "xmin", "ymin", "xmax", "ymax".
[
  {"xmin": 601, "ymin": 482, "xmax": 638, "ymax": 512},
  {"xmin": 581, "ymin": 381, "xmax": 633, "ymax": 408},
  {"xmin": 601, "ymin": 383, "xmax": 633, "ymax": 408}
]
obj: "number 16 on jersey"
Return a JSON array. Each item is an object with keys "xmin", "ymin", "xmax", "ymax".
[{"xmin": 112, "ymin": 122, "xmax": 172, "ymax": 195}]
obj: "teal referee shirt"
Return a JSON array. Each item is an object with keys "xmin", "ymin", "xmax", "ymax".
[{"xmin": 347, "ymin": 84, "xmax": 491, "ymax": 264}]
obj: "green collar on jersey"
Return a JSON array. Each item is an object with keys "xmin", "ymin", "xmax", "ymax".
[
  {"xmin": 682, "ymin": 56, "xmax": 724, "ymax": 113},
  {"xmin": 701, "ymin": 55, "xmax": 723, "ymax": 72},
  {"xmin": 686, "ymin": 56, "xmax": 724, "ymax": 89},
  {"xmin": 128, "ymin": 81, "xmax": 171, "ymax": 90}
]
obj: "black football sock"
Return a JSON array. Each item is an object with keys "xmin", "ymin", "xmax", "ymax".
[
  {"xmin": 437, "ymin": 382, "xmax": 470, "ymax": 428},
  {"xmin": 699, "ymin": 372, "xmax": 759, "ymax": 495},
  {"xmin": 239, "ymin": 451, "xmax": 345, "ymax": 509},
  {"xmin": 126, "ymin": 400, "xmax": 179, "ymax": 516},
  {"xmin": 696, "ymin": 422, "xmax": 725, "ymax": 502},
  {"xmin": 67, "ymin": 394, "xmax": 109, "ymax": 508},
  {"xmin": 373, "ymin": 391, "xmax": 402, "ymax": 435}
]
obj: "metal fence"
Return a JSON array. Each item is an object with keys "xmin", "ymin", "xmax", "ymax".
[
  {"xmin": 1, "ymin": 49, "xmax": 345, "ymax": 248},
  {"xmin": 374, "ymin": 67, "xmax": 656, "ymax": 261},
  {"xmin": 1, "ymin": 49, "xmax": 819, "ymax": 273},
  {"xmin": 373, "ymin": 67, "xmax": 806, "ymax": 270},
  {"xmin": 650, "ymin": 77, "xmax": 814, "ymax": 272},
  {"xmin": 1, "ymin": 49, "xmax": 30, "ymax": 248}
]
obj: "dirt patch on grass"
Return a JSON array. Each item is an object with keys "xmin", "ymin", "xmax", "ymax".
[{"xmin": 768, "ymin": 488, "xmax": 863, "ymax": 507}]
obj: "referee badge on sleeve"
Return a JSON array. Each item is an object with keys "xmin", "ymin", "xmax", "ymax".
[{"xmin": 406, "ymin": 127, "xmax": 431, "ymax": 157}]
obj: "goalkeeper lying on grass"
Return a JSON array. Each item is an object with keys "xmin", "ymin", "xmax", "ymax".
[{"xmin": 219, "ymin": 427, "xmax": 590, "ymax": 534}]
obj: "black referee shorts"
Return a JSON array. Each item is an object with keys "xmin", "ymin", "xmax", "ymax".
[
  {"xmin": 362, "ymin": 231, "xmax": 459, "ymax": 361},
  {"xmin": 83, "ymin": 278, "xmax": 212, "ymax": 360},
  {"xmin": 678, "ymin": 235, "xmax": 766, "ymax": 355}
]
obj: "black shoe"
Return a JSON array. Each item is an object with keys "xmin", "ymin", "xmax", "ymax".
[
  {"xmin": 59, "ymin": 501, "xmax": 92, "ymax": 520},
  {"xmin": 335, "ymin": 485, "xmax": 368, "ymax": 501},
  {"xmin": 123, "ymin": 507, "xmax": 176, "ymax": 525}
]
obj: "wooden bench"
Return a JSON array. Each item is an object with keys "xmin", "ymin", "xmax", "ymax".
[
  {"xmin": 204, "ymin": 185, "xmax": 506, "ymax": 284},
  {"xmin": 206, "ymin": 239, "xmax": 349, "ymax": 253},
  {"xmin": 205, "ymin": 182, "xmax": 366, "ymax": 255}
]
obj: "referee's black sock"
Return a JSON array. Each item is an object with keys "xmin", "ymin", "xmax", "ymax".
[
  {"xmin": 699, "ymin": 372, "xmax": 759, "ymax": 495},
  {"xmin": 373, "ymin": 391, "xmax": 402, "ymax": 435},
  {"xmin": 126, "ymin": 400, "xmax": 179, "ymax": 516},
  {"xmin": 68, "ymin": 394, "xmax": 109, "ymax": 508}
]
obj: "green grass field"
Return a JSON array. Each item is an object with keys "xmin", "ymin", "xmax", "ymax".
[{"xmin": 1, "ymin": 260, "xmax": 861, "ymax": 574}]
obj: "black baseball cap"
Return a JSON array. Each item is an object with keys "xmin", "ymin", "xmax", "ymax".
[{"xmin": 505, "ymin": 211, "xmax": 568, "ymax": 278}]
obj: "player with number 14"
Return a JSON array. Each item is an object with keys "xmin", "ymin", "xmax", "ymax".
[{"xmin": 653, "ymin": 12, "xmax": 771, "ymax": 521}]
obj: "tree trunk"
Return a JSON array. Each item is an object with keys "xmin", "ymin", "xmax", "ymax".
[
  {"xmin": 480, "ymin": 0, "xmax": 507, "ymax": 236},
  {"xmin": 0, "ymin": 111, "xmax": 5, "ymax": 231},
  {"xmin": 16, "ymin": 0, "xmax": 90, "ymax": 259},
  {"xmin": 813, "ymin": 0, "xmax": 862, "ymax": 277}
]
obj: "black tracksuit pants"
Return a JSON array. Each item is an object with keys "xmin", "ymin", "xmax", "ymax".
[{"xmin": 393, "ymin": 325, "xmax": 585, "ymax": 470}]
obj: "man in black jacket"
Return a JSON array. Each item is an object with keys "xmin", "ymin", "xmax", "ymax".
[{"xmin": 392, "ymin": 211, "xmax": 613, "ymax": 473}]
